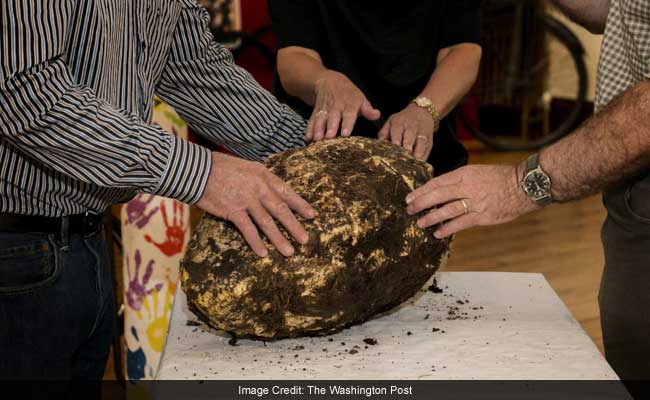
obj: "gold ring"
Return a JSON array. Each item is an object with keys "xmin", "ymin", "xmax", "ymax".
[
  {"xmin": 315, "ymin": 110, "xmax": 328, "ymax": 118},
  {"xmin": 416, "ymin": 135, "xmax": 428, "ymax": 142},
  {"xmin": 461, "ymin": 199, "xmax": 469, "ymax": 215}
]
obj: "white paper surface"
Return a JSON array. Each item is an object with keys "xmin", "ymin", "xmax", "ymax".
[{"xmin": 156, "ymin": 272, "xmax": 617, "ymax": 380}]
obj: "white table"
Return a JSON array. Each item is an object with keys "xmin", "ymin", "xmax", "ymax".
[{"xmin": 156, "ymin": 272, "xmax": 617, "ymax": 381}]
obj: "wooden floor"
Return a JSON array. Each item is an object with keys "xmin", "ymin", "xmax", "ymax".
[{"xmin": 446, "ymin": 143, "xmax": 606, "ymax": 353}]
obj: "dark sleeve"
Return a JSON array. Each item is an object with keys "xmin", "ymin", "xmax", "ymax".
[
  {"xmin": 441, "ymin": 0, "xmax": 482, "ymax": 47},
  {"xmin": 268, "ymin": 0, "xmax": 325, "ymax": 51}
]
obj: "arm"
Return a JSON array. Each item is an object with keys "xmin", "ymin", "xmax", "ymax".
[
  {"xmin": 551, "ymin": 0, "xmax": 611, "ymax": 34},
  {"xmin": 270, "ymin": 0, "xmax": 380, "ymax": 142},
  {"xmin": 541, "ymin": 81, "xmax": 650, "ymax": 202},
  {"xmin": 0, "ymin": 0, "xmax": 210, "ymax": 204},
  {"xmin": 405, "ymin": 81, "xmax": 650, "ymax": 238},
  {"xmin": 276, "ymin": 48, "xmax": 381, "ymax": 141},
  {"xmin": 421, "ymin": 44, "xmax": 482, "ymax": 120},
  {"xmin": 156, "ymin": 1, "xmax": 306, "ymax": 162},
  {"xmin": 156, "ymin": 2, "xmax": 316, "ymax": 257},
  {"xmin": 378, "ymin": 43, "xmax": 482, "ymax": 160},
  {"xmin": 276, "ymin": 47, "xmax": 326, "ymax": 106}
]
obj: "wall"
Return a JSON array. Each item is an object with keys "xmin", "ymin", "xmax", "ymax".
[{"xmin": 549, "ymin": 10, "xmax": 603, "ymax": 101}]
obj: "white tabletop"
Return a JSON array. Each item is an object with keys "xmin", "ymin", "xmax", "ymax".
[{"xmin": 156, "ymin": 272, "xmax": 617, "ymax": 380}]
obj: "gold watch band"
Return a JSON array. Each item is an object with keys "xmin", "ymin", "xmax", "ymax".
[{"xmin": 412, "ymin": 98, "xmax": 441, "ymax": 132}]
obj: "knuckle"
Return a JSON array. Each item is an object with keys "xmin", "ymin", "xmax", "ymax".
[
  {"xmin": 259, "ymin": 215, "xmax": 275, "ymax": 230},
  {"xmin": 274, "ymin": 202, "xmax": 292, "ymax": 216},
  {"xmin": 424, "ymin": 211, "xmax": 438, "ymax": 225},
  {"xmin": 416, "ymin": 194, "xmax": 433, "ymax": 210},
  {"xmin": 454, "ymin": 202, "xmax": 465, "ymax": 215}
]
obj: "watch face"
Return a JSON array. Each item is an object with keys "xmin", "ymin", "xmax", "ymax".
[{"xmin": 524, "ymin": 171, "xmax": 551, "ymax": 199}]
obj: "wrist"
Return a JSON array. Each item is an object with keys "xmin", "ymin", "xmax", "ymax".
[
  {"xmin": 314, "ymin": 69, "xmax": 338, "ymax": 96},
  {"xmin": 153, "ymin": 136, "xmax": 212, "ymax": 205},
  {"xmin": 411, "ymin": 96, "xmax": 441, "ymax": 132},
  {"xmin": 512, "ymin": 162, "xmax": 541, "ymax": 213}
]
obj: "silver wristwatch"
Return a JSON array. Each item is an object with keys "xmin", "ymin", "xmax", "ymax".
[{"xmin": 522, "ymin": 154, "xmax": 553, "ymax": 206}]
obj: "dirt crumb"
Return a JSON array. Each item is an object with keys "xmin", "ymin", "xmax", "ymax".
[{"xmin": 428, "ymin": 279, "xmax": 444, "ymax": 294}]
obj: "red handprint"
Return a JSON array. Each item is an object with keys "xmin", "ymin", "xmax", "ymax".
[{"xmin": 144, "ymin": 200, "xmax": 187, "ymax": 256}]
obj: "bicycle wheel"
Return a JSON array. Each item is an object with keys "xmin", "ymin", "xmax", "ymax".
[{"xmin": 459, "ymin": 11, "xmax": 588, "ymax": 151}]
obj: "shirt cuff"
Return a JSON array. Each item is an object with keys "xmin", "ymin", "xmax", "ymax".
[{"xmin": 152, "ymin": 135, "xmax": 212, "ymax": 204}]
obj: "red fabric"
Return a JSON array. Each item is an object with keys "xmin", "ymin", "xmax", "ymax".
[{"xmin": 236, "ymin": 0, "xmax": 275, "ymax": 91}]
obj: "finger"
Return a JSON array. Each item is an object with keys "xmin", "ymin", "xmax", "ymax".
[
  {"xmin": 406, "ymin": 169, "xmax": 464, "ymax": 204},
  {"xmin": 269, "ymin": 175, "xmax": 316, "ymax": 219},
  {"xmin": 340, "ymin": 109, "xmax": 358, "ymax": 137},
  {"xmin": 262, "ymin": 194, "xmax": 309, "ymax": 245},
  {"xmin": 414, "ymin": 134, "xmax": 432, "ymax": 161},
  {"xmin": 360, "ymin": 101, "xmax": 381, "ymax": 121},
  {"xmin": 230, "ymin": 212, "xmax": 268, "ymax": 257},
  {"xmin": 306, "ymin": 114, "xmax": 315, "ymax": 142},
  {"xmin": 377, "ymin": 121, "xmax": 391, "ymax": 141},
  {"xmin": 402, "ymin": 127, "xmax": 417, "ymax": 154},
  {"xmin": 435, "ymin": 213, "xmax": 479, "ymax": 239},
  {"xmin": 249, "ymin": 205, "xmax": 295, "ymax": 257},
  {"xmin": 325, "ymin": 110, "xmax": 342, "ymax": 139},
  {"xmin": 313, "ymin": 110, "xmax": 328, "ymax": 141},
  {"xmin": 417, "ymin": 200, "xmax": 469, "ymax": 229},
  {"xmin": 390, "ymin": 123, "xmax": 405, "ymax": 147},
  {"xmin": 407, "ymin": 183, "xmax": 462, "ymax": 215},
  {"xmin": 424, "ymin": 140, "xmax": 434, "ymax": 161}
]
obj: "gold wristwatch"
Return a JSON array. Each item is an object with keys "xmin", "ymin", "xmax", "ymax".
[{"xmin": 412, "ymin": 96, "xmax": 441, "ymax": 132}]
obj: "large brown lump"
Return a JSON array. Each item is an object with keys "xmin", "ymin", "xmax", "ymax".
[{"xmin": 181, "ymin": 137, "xmax": 451, "ymax": 340}]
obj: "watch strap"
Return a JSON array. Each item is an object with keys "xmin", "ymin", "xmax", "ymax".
[
  {"xmin": 525, "ymin": 153, "xmax": 540, "ymax": 175},
  {"xmin": 523, "ymin": 153, "xmax": 553, "ymax": 206},
  {"xmin": 535, "ymin": 195, "xmax": 554, "ymax": 207}
]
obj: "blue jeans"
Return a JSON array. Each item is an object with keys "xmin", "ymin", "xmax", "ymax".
[{"xmin": 0, "ymin": 229, "xmax": 115, "ymax": 380}]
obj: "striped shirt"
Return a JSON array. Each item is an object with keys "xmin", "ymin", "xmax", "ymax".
[{"xmin": 0, "ymin": 0, "xmax": 306, "ymax": 217}]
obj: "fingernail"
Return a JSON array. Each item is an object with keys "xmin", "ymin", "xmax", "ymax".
[
  {"xmin": 406, "ymin": 206, "xmax": 414, "ymax": 215},
  {"xmin": 307, "ymin": 209, "xmax": 316, "ymax": 219},
  {"xmin": 406, "ymin": 195, "xmax": 414, "ymax": 204},
  {"xmin": 286, "ymin": 246, "xmax": 295, "ymax": 256},
  {"xmin": 342, "ymin": 129, "xmax": 349, "ymax": 136},
  {"xmin": 434, "ymin": 231, "xmax": 443, "ymax": 239},
  {"xmin": 417, "ymin": 219, "xmax": 425, "ymax": 229},
  {"xmin": 300, "ymin": 234, "xmax": 309, "ymax": 245},
  {"xmin": 260, "ymin": 249, "xmax": 269, "ymax": 257}
]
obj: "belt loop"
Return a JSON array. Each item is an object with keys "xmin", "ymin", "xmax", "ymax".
[{"xmin": 60, "ymin": 216, "xmax": 71, "ymax": 252}]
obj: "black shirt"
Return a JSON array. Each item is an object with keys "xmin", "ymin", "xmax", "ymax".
[{"xmin": 269, "ymin": 0, "xmax": 481, "ymax": 174}]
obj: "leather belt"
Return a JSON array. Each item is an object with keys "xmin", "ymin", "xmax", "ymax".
[{"xmin": 0, "ymin": 212, "xmax": 104, "ymax": 237}]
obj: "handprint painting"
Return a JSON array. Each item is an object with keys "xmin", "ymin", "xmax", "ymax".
[
  {"xmin": 122, "ymin": 101, "xmax": 191, "ymax": 381},
  {"xmin": 144, "ymin": 200, "xmax": 188, "ymax": 257}
]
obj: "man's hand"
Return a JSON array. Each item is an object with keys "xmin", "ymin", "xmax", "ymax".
[
  {"xmin": 197, "ymin": 152, "xmax": 316, "ymax": 257},
  {"xmin": 307, "ymin": 70, "xmax": 381, "ymax": 142},
  {"xmin": 405, "ymin": 164, "xmax": 539, "ymax": 238},
  {"xmin": 378, "ymin": 103, "xmax": 435, "ymax": 161}
]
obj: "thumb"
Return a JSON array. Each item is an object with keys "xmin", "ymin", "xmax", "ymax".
[{"xmin": 360, "ymin": 101, "xmax": 381, "ymax": 121}]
